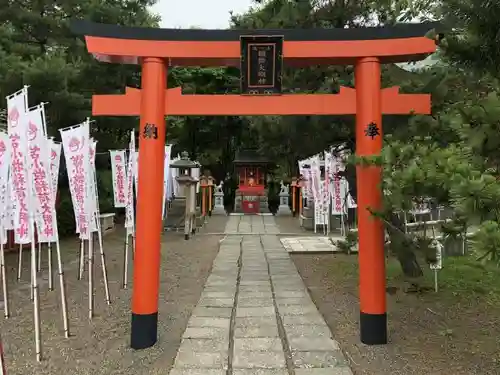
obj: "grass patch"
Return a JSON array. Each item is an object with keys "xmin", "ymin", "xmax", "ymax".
[
  {"xmin": 386, "ymin": 255, "xmax": 500, "ymax": 305},
  {"xmin": 324, "ymin": 253, "xmax": 500, "ymax": 306}
]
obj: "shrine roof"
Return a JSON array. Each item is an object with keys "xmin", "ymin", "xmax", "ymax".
[{"xmin": 70, "ymin": 20, "xmax": 442, "ymax": 66}]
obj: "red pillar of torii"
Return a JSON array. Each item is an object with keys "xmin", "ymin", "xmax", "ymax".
[{"xmin": 71, "ymin": 20, "xmax": 439, "ymax": 349}]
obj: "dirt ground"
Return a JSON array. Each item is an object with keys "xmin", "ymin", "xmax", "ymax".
[
  {"xmin": 0, "ymin": 215, "xmax": 228, "ymax": 375},
  {"xmin": 275, "ymin": 217, "xmax": 500, "ymax": 375}
]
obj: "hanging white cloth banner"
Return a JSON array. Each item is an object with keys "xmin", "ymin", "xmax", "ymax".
[
  {"xmin": 330, "ymin": 155, "xmax": 348, "ymax": 215},
  {"xmin": 0, "ymin": 132, "xmax": 10, "ymax": 243},
  {"xmin": 48, "ymin": 139, "xmax": 61, "ymax": 204},
  {"xmin": 125, "ymin": 131, "xmax": 135, "ymax": 236},
  {"xmin": 132, "ymin": 150, "xmax": 139, "ymax": 198},
  {"xmin": 7, "ymin": 88, "xmax": 33, "ymax": 244},
  {"xmin": 109, "ymin": 150, "xmax": 128, "ymax": 208},
  {"xmin": 60, "ymin": 122, "xmax": 92, "ymax": 240},
  {"xmin": 298, "ymin": 159, "xmax": 312, "ymax": 201},
  {"xmin": 310, "ymin": 155, "xmax": 325, "ymax": 227},
  {"xmin": 26, "ymin": 105, "xmax": 58, "ymax": 243},
  {"xmin": 323, "ymin": 151, "xmax": 332, "ymax": 232},
  {"xmin": 161, "ymin": 145, "xmax": 173, "ymax": 219},
  {"xmin": 5, "ymin": 177, "xmax": 15, "ymax": 231},
  {"xmin": 88, "ymin": 140, "xmax": 99, "ymax": 233},
  {"xmin": 125, "ymin": 130, "xmax": 135, "ymax": 236}
]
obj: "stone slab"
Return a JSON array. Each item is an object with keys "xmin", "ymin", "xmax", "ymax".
[
  {"xmin": 183, "ymin": 327, "xmax": 229, "ymax": 339},
  {"xmin": 233, "ymin": 370, "xmax": 288, "ymax": 375},
  {"xmin": 233, "ymin": 338, "xmax": 283, "ymax": 351},
  {"xmin": 273, "ymin": 291, "xmax": 310, "ymax": 298},
  {"xmin": 291, "ymin": 351, "xmax": 348, "ymax": 368},
  {"xmin": 187, "ymin": 317, "xmax": 231, "ymax": 328},
  {"xmin": 201, "ymin": 291, "xmax": 235, "ymax": 299},
  {"xmin": 235, "ymin": 317, "xmax": 278, "ymax": 328},
  {"xmin": 277, "ymin": 305, "xmax": 322, "ymax": 316},
  {"xmin": 191, "ymin": 307, "xmax": 232, "ymax": 318},
  {"xmin": 287, "ymin": 337, "xmax": 340, "ymax": 351},
  {"xmin": 169, "ymin": 369, "xmax": 226, "ymax": 375},
  {"xmin": 238, "ymin": 298, "xmax": 275, "ymax": 307},
  {"xmin": 198, "ymin": 298, "xmax": 235, "ymax": 307},
  {"xmin": 234, "ymin": 325, "xmax": 280, "ymax": 338},
  {"xmin": 179, "ymin": 338, "xmax": 229, "ymax": 352},
  {"xmin": 284, "ymin": 324, "xmax": 332, "ymax": 338},
  {"xmin": 281, "ymin": 314, "xmax": 327, "ymax": 326},
  {"xmin": 173, "ymin": 351, "xmax": 228, "ymax": 369},
  {"xmin": 232, "ymin": 351, "xmax": 287, "ymax": 369},
  {"xmin": 275, "ymin": 298, "xmax": 313, "ymax": 306},
  {"xmin": 236, "ymin": 307, "xmax": 276, "ymax": 317},
  {"xmin": 295, "ymin": 369, "xmax": 354, "ymax": 375},
  {"xmin": 238, "ymin": 292, "xmax": 274, "ymax": 298}
]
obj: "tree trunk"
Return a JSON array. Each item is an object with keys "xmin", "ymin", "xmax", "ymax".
[
  {"xmin": 343, "ymin": 162, "xmax": 424, "ymax": 278},
  {"xmin": 385, "ymin": 213, "xmax": 423, "ymax": 278}
]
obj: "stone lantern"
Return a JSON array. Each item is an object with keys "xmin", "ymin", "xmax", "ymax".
[
  {"xmin": 170, "ymin": 151, "xmax": 197, "ymax": 198},
  {"xmin": 176, "ymin": 173, "xmax": 198, "ymax": 240},
  {"xmin": 170, "ymin": 151, "xmax": 199, "ymax": 239}
]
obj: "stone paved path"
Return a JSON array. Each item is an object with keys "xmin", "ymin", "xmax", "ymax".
[{"xmin": 169, "ymin": 215, "xmax": 353, "ymax": 375}]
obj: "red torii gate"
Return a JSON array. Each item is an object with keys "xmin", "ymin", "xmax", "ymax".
[{"xmin": 71, "ymin": 19, "xmax": 438, "ymax": 351}]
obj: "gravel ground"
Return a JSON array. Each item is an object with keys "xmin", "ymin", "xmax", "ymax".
[
  {"xmin": 0, "ymin": 216, "xmax": 227, "ymax": 375},
  {"xmin": 276, "ymin": 217, "xmax": 500, "ymax": 375}
]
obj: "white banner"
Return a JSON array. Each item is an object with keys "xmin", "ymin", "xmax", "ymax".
[
  {"xmin": 0, "ymin": 132, "xmax": 10, "ymax": 244},
  {"xmin": 7, "ymin": 88, "xmax": 33, "ymax": 244},
  {"xmin": 310, "ymin": 156, "xmax": 325, "ymax": 226},
  {"xmin": 60, "ymin": 122, "xmax": 92, "ymax": 240},
  {"xmin": 298, "ymin": 160, "xmax": 308, "ymax": 200},
  {"xmin": 5, "ymin": 178, "xmax": 15, "ymax": 230},
  {"xmin": 26, "ymin": 105, "xmax": 58, "ymax": 243},
  {"xmin": 110, "ymin": 150, "xmax": 127, "ymax": 208},
  {"xmin": 125, "ymin": 131, "xmax": 135, "ymax": 235},
  {"xmin": 331, "ymin": 155, "xmax": 347, "ymax": 215},
  {"xmin": 49, "ymin": 139, "xmax": 61, "ymax": 204},
  {"xmin": 89, "ymin": 140, "xmax": 98, "ymax": 233},
  {"xmin": 324, "ymin": 151, "xmax": 332, "ymax": 223},
  {"xmin": 162, "ymin": 145, "xmax": 172, "ymax": 219},
  {"xmin": 133, "ymin": 151, "xmax": 138, "ymax": 198}
]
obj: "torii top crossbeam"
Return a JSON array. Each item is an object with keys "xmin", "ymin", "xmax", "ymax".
[{"xmin": 71, "ymin": 20, "xmax": 439, "ymax": 66}]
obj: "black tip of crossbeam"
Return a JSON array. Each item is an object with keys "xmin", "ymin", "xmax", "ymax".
[
  {"xmin": 131, "ymin": 312, "xmax": 158, "ymax": 349},
  {"xmin": 360, "ymin": 312, "xmax": 387, "ymax": 345}
]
